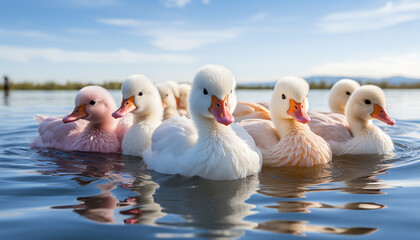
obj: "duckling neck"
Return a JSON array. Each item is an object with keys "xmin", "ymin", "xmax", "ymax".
[
  {"xmin": 133, "ymin": 110, "xmax": 162, "ymax": 126},
  {"xmin": 87, "ymin": 114, "xmax": 117, "ymax": 132},
  {"xmin": 194, "ymin": 116, "xmax": 233, "ymax": 139},
  {"xmin": 273, "ymin": 118, "xmax": 307, "ymax": 138},
  {"xmin": 347, "ymin": 115, "xmax": 373, "ymax": 137}
]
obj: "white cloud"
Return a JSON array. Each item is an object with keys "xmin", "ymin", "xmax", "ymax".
[
  {"xmin": 64, "ymin": 28, "xmax": 98, "ymax": 35},
  {"xmin": 96, "ymin": 18, "xmax": 145, "ymax": 27},
  {"xmin": 68, "ymin": 0, "xmax": 120, "ymax": 7},
  {"xmin": 0, "ymin": 45, "xmax": 195, "ymax": 64},
  {"xmin": 306, "ymin": 53, "xmax": 420, "ymax": 77},
  {"xmin": 0, "ymin": 28, "xmax": 62, "ymax": 40},
  {"xmin": 319, "ymin": 1, "xmax": 420, "ymax": 33},
  {"xmin": 144, "ymin": 28, "xmax": 243, "ymax": 51},
  {"xmin": 164, "ymin": 0, "xmax": 191, "ymax": 8},
  {"xmin": 202, "ymin": 0, "xmax": 210, "ymax": 4}
]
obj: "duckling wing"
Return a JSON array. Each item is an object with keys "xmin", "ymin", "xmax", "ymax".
[
  {"xmin": 238, "ymin": 119, "xmax": 279, "ymax": 150},
  {"xmin": 150, "ymin": 116, "xmax": 197, "ymax": 156},
  {"xmin": 307, "ymin": 111, "xmax": 352, "ymax": 142},
  {"xmin": 233, "ymin": 101, "xmax": 271, "ymax": 122},
  {"xmin": 31, "ymin": 115, "xmax": 88, "ymax": 150}
]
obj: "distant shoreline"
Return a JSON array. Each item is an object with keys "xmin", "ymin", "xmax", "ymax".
[{"xmin": 1, "ymin": 80, "xmax": 420, "ymax": 90}]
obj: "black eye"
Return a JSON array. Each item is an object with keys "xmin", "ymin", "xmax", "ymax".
[
  {"xmin": 138, "ymin": 92, "xmax": 143, "ymax": 96},
  {"xmin": 165, "ymin": 94, "xmax": 168, "ymax": 97},
  {"xmin": 364, "ymin": 99, "xmax": 371, "ymax": 104},
  {"xmin": 89, "ymin": 100, "xmax": 96, "ymax": 105},
  {"xmin": 230, "ymin": 89, "xmax": 233, "ymax": 94},
  {"xmin": 203, "ymin": 88, "xmax": 208, "ymax": 95},
  {"xmin": 282, "ymin": 94, "xmax": 286, "ymax": 100},
  {"xmin": 346, "ymin": 91, "xmax": 351, "ymax": 95}
]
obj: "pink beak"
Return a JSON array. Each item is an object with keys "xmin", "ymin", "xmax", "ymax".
[
  {"xmin": 208, "ymin": 95, "xmax": 234, "ymax": 126},
  {"xmin": 287, "ymin": 99, "xmax": 310, "ymax": 124}
]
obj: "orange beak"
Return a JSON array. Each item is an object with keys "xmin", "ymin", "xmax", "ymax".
[
  {"xmin": 371, "ymin": 104, "xmax": 395, "ymax": 126},
  {"xmin": 208, "ymin": 95, "xmax": 234, "ymax": 126},
  {"xmin": 63, "ymin": 104, "xmax": 87, "ymax": 123},
  {"xmin": 112, "ymin": 96, "xmax": 137, "ymax": 119},
  {"xmin": 176, "ymin": 97, "xmax": 181, "ymax": 108},
  {"xmin": 287, "ymin": 99, "xmax": 310, "ymax": 124},
  {"xmin": 161, "ymin": 98, "xmax": 167, "ymax": 109}
]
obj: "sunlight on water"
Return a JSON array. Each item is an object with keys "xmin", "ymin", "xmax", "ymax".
[{"xmin": 0, "ymin": 89, "xmax": 420, "ymax": 239}]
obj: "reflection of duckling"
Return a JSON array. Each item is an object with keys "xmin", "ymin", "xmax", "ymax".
[
  {"xmin": 257, "ymin": 220, "xmax": 377, "ymax": 237},
  {"xmin": 53, "ymin": 182, "xmax": 135, "ymax": 224},
  {"xmin": 152, "ymin": 174, "xmax": 259, "ymax": 235}
]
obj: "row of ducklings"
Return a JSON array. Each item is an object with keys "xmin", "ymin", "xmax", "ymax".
[
  {"xmin": 235, "ymin": 77, "xmax": 395, "ymax": 168},
  {"xmin": 31, "ymin": 65, "xmax": 395, "ymax": 181}
]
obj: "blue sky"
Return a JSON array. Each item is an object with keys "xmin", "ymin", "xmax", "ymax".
[{"xmin": 1, "ymin": 0, "xmax": 420, "ymax": 83}]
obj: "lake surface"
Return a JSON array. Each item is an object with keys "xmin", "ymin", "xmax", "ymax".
[{"xmin": 0, "ymin": 89, "xmax": 419, "ymax": 239}]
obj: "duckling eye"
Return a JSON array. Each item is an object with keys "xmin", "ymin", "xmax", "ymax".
[
  {"xmin": 138, "ymin": 92, "xmax": 143, "ymax": 96},
  {"xmin": 364, "ymin": 99, "xmax": 371, "ymax": 105},
  {"xmin": 230, "ymin": 89, "xmax": 233, "ymax": 94},
  {"xmin": 346, "ymin": 91, "xmax": 351, "ymax": 95},
  {"xmin": 165, "ymin": 94, "xmax": 168, "ymax": 97},
  {"xmin": 281, "ymin": 94, "xmax": 286, "ymax": 100},
  {"xmin": 203, "ymin": 88, "xmax": 208, "ymax": 95},
  {"xmin": 89, "ymin": 100, "xmax": 96, "ymax": 105}
]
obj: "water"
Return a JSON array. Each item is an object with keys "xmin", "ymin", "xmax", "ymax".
[{"xmin": 0, "ymin": 89, "xmax": 420, "ymax": 239}]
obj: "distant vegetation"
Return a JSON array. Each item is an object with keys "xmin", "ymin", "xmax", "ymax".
[
  {"xmin": 0, "ymin": 81, "xmax": 122, "ymax": 90},
  {"xmin": 237, "ymin": 80, "xmax": 420, "ymax": 90},
  {"xmin": 0, "ymin": 80, "xmax": 419, "ymax": 90}
]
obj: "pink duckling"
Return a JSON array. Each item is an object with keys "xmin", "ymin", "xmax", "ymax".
[{"xmin": 31, "ymin": 86, "xmax": 121, "ymax": 153}]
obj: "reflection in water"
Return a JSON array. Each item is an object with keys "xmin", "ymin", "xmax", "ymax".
[
  {"xmin": 257, "ymin": 154, "xmax": 392, "ymax": 236},
  {"xmin": 257, "ymin": 220, "xmax": 377, "ymax": 236},
  {"xmin": 36, "ymin": 150, "xmax": 140, "ymax": 223},
  {"xmin": 34, "ymin": 148, "xmax": 394, "ymax": 237},
  {"xmin": 126, "ymin": 170, "xmax": 259, "ymax": 238}
]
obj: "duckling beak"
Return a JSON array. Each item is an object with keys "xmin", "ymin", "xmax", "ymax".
[
  {"xmin": 112, "ymin": 96, "xmax": 137, "ymax": 119},
  {"xmin": 287, "ymin": 99, "xmax": 310, "ymax": 124},
  {"xmin": 161, "ymin": 97, "xmax": 167, "ymax": 109},
  {"xmin": 176, "ymin": 97, "xmax": 181, "ymax": 108},
  {"xmin": 209, "ymin": 95, "xmax": 234, "ymax": 126},
  {"xmin": 63, "ymin": 104, "xmax": 87, "ymax": 123},
  {"xmin": 371, "ymin": 104, "xmax": 395, "ymax": 126}
]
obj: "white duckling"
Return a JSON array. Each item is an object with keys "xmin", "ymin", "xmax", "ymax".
[
  {"xmin": 240, "ymin": 76, "xmax": 332, "ymax": 167},
  {"xmin": 112, "ymin": 74, "xmax": 163, "ymax": 157},
  {"xmin": 308, "ymin": 79, "xmax": 360, "ymax": 142},
  {"xmin": 143, "ymin": 65, "xmax": 262, "ymax": 181},
  {"xmin": 165, "ymin": 80, "xmax": 180, "ymax": 107},
  {"xmin": 309, "ymin": 85, "xmax": 395, "ymax": 156},
  {"xmin": 328, "ymin": 79, "xmax": 361, "ymax": 115},
  {"xmin": 156, "ymin": 83, "xmax": 180, "ymax": 120},
  {"xmin": 177, "ymin": 83, "xmax": 191, "ymax": 117}
]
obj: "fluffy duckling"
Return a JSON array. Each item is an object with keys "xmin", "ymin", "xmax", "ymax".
[
  {"xmin": 112, "ymin": 75, "xmax": 163, "ymax": 156},
  {"xmin": 328, "ymin": 79, "xmax": 360, "ymax": 115},
  {"xmin": 156, "ymin": 83, "xmax": 179, "ymax": 120},
  {"xmin": 178, "ymin": 83, "xmax": 191, "ymax": 117},
  {"xmin": 31, "ymin": 86, "xmax": 120, "ymax": 153},
  {"xmin": 240, "ymin": 76, "xmax": 332, "ymax": 167},
  {"xmin": 143, "ymin": 65, "xmax": 262, "ymax": 180},
  {"xmin": 309, "ymin": 85, "xmax": 395, "ymax": 156}
]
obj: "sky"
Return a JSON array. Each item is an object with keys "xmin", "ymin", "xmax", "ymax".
[{"xmin": 1, "ymin": 0, "xmax": 420, "ymax": 84}]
